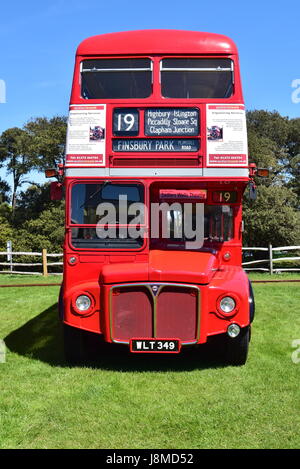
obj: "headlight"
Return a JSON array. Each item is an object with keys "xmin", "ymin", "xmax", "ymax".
[
  {"xmin": 75, "ymin": 295, "xmax": 92, "ymax": 312},
  {"xmin": 219, "ymin": 296, "xmax": 236, "ymax": 314}
]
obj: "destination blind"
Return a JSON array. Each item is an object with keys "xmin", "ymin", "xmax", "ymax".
[
  {"xmin": 144, "ymin": 108, "xmax": 199, "ymax": 136},
  {"xmin": 113, "ymin": 139, "xmax": 199, "ymax": 152}
]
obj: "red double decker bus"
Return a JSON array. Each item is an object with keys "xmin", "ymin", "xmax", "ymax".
[{"xmin": 56, "ymin": 30, "xmax": 256, "ymax": 365}]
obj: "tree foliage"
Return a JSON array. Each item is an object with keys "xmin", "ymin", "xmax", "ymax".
[
  {"xmin": 14, "ymin": 183, "xmax": 59, "ymax": 226},
  {"xmin": 0, "ymin": 117, "xmax": 67, "ymax": 256},
  {"xmin": 25, "ymin": 116, "xmax": 67, "ymax": 173},
  {"xmin": 13, "ymin": 203, "xmax": 65, "ymax": 253},
  {"xmin": 243, "ymin": 186, "xmax": 300, "ymax": 246},
  {"xmin": 247, "ymin": 110, "xmax": 300, "ymax": 189},
  {"xmin": 0, "ymin": 127, "xmax": 33, "ymax": 214},
  {"xmin": 244, "ymin": 110, "xmax": 300, "ymax": 246},
  {"xmin": 0, "ymin": 178, "xmax": 10, "ymax": 203},
  {"xmin": 0, "ymin": 215, "xmax": 13, "ymax": 249}
]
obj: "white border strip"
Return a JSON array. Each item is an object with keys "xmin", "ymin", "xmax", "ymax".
[{"xmin": 65, "ymin": 167, "xmax": 249, "ymax": 178}]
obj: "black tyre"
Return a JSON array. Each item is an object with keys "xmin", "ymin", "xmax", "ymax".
[
  {"xmin": 63, "ymin": 324, "xmax": 84, "ymax": 365},
  {"xmin": 58, "ymin": 286, "xmax": 64, "ymax": 321},
  {"xmin": 248, "ymin": 280, "xmax": 255, "ymax": 323},
  {"xmin": 224, "ymin": 326, "xmax": 250, "ymax": 366},
  {"xmin": 63, "ymin": 324, "xmax": 103, "ymax": 365}
]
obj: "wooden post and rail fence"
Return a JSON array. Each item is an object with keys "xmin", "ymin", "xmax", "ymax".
[
  {"xmin": 0, "ymin": 242, "xmax": 299, "ymax": 276},
  {"xmin": 0, "ymin": 244, "xmax": 63, "ymax": 276}
]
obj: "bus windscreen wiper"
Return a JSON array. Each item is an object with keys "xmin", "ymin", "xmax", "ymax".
[{"xmin": 80, "ymin": 181, "xmax": 110, "ymax": 208}]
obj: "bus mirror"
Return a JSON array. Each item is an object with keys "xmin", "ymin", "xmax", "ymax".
[
  {"xmin": 50, "ymin": 182, "xmax": 63, "ymax": 201},
  {"xmin": 249, "ymin": 183, "xmax": 257, "ymax": 200},
  {"xmin": 257, "ymin": 168, "xmax": 270, "ymax": 177},
  {"xmin": 45, "ymin": 168, "xmax": 58, "ymax": 178}
]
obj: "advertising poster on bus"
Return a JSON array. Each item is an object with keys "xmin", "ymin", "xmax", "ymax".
[
  {"xmin": 66, "ymin": 105, "xmax": 106, "ymax": 166},
  {"xmin": 206, "ymin": 104, "xmax": 248, "ymax": 166}
]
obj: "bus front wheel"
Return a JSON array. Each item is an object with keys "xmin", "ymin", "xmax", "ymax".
[
  {"xmin": 63, "ymin": 324, "xmax": 103, "ymax": 365},
  {"xmin": 63, "ymin": 324, "xmax": 85, "ymax": 365},
  {"xmin": 223, "ymin": 326, "xmax": 250, "ymax": 366}
]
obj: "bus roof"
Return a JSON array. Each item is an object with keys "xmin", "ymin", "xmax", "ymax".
[{"xmin": 77, "ymin": 30, "xmax": 238, "ymax": 56}]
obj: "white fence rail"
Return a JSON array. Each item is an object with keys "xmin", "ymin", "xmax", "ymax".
[
  {"xmin": 242, "ymin": 244, "xmax": 300, "ymax": 274},
  {"xmin": 0, "ymin": 243, "xmax": 299, "ymax": 276}
]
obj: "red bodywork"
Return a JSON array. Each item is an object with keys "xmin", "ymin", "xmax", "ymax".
[{"xmin": 60, "ymin": 30, "xmax": 252, "ymax": 353}]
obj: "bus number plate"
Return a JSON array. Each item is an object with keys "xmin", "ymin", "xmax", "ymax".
[{"xmin": 130, "ymin": 339, "xmax": 181, "ymax": 353}]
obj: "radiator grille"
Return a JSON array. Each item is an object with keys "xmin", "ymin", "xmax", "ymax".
[
  {"xmin": 111, "ymin": 286, "xmax": 152, "ymax": 341},
  {"xmin": 110, "ymin": 283, "xmax": 199, "ymax": 344}
]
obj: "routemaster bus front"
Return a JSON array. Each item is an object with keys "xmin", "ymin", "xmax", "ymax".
[{"xmin": 56, "ymin": 30, "xmax": 255, "ymax": 366}]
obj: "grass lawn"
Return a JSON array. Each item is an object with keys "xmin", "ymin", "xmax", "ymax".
[
  {"xmin": 0, "ymin": 274, "xmax": 62, "ymax": 285},
  {"xmin": 248, "ymin": 272, "xmax": 300, "ymax": 281},
  {"xmin": 0, "ymin": 276, "xmax": 299, "ymax": 449}
]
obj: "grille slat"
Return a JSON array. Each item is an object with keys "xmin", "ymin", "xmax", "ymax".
[
  {"xmin": 111, "ymin": 286, "xmax": 152, "ymax": 341},
  {"xmin": 156, "ymin": 286, "xmax": 198, "ymax": 341}
]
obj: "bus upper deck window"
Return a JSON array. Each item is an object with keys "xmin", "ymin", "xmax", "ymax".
[
  {"xmin": 161, "ymin": 58, "xmax": 234, "ymax": 99},
  {"xmin": 81, "ymin": 58, "xmax": 153, "ymax": 99}
]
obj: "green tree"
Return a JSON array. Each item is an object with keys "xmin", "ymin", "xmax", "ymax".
[
  {"xmin": 0, "ymin": 178, "xmax": 10, "ymax": 203},
  {"xmin": 25, "ymin": 116, "xmax": 67, "ymax": 176},
  {"xmin": 286, "ymin": 118, "xmax": 300, "ymax": 200},
  {"xmin": 14, "ymin": 204, "xmax": 65, "ymax": 253},
  {"xmin": 247, "ymin": 111, "xmax": 300, "ymax": 193},
  {"xmin": 247, "ymin": 110, "xmax": 289, "ymax": 147},
  {"xmin": 243, "ymin": 185, "xmax": 300, "ymax": 247},
  {"xmin": 0, "ymin": 216, "xmax": 13, "ymax": 251},
  {"xmin": 244, "ymin": 110, "xmax": 300, "ymax": 246},
  {"xmin": 0, "ymin": 127, "xmax": 33, "ymax": 215},
  {"xmin": 0, "ymin": 202, "xmax": 12, "ymax": 223},
  {"xmin": 14, "ymin": 182, "xmax": 59, "ymax": 226}
]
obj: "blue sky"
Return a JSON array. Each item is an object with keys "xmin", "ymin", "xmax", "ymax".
[{"xmin": 0, "ymin": 0, "xmax": 299, "ymax": 185}]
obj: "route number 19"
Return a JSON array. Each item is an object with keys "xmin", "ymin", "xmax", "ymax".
[
  {"xmin": 212, "ymin": 191, "xmax": 237, "ymax": 203},
  {"xmin": 113, "ymin": 109, "xmax": 139, "ymax": 135}
]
